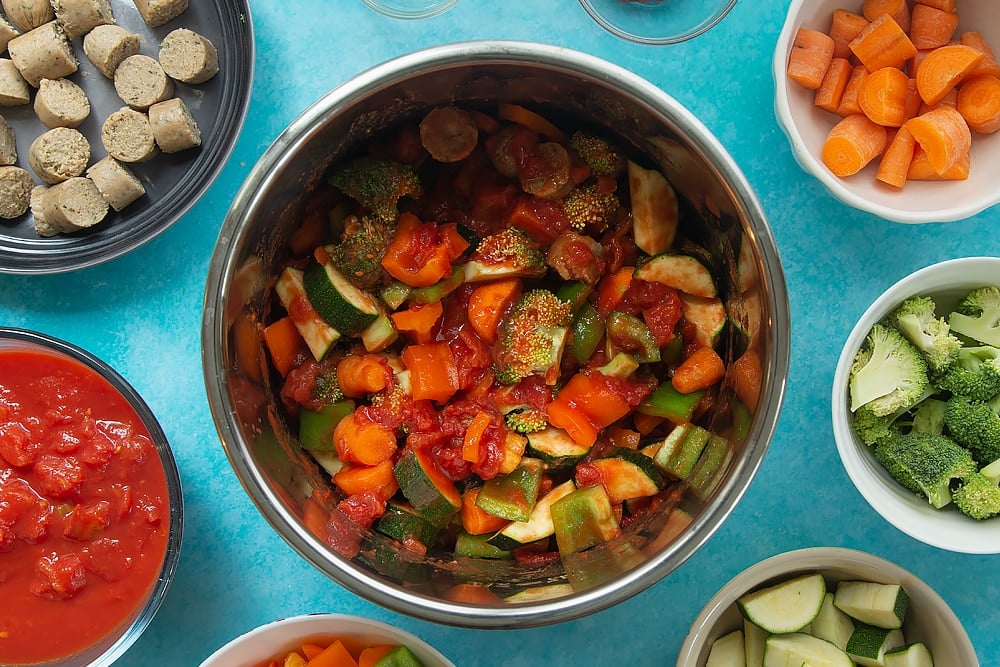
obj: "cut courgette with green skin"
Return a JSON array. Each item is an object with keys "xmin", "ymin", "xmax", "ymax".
[
  {"xmin": 884, "ymin": 643, "xmax": 934, "ymax": 667},
  {"xmin": 654, "ymin": 423, "xmax": 713, "ymax": 480},
  {"xmin": 634, "ymin": 251, "xmax": 717, "ymax": 298},
  {"xmin": 811, "ymin": 592, "xmax": 855, "ymax": 652},
  {"xmin": 504, "ymin": 583, "xmax": 576, "ymax": 604},
  {"xmin": 299, "ymin": 401, "xmax": 354, "ymax": 452},
  {"xmin": 487, "ymin": 480, "xmax": 576, "ymax": 551},
  {"xmin": 393, "ymin": 447, "xmax": 462, "ymax": 527},
  {"xmin": 275, "ymin": 266, "xmax": 340, "ymax": 360},
  {"xmin": 374, "ymin": 501, "xmax": 442, "ymax": 548},
  {"xmin": 454, "ymin": 531, "xmax": 513, "ymax": 559},
  {"xmin": 833, "ymin": 581, "xmax": 909, "ymax": 630},
  {"xmin": 763, "ymin": 633, "xmax": 854, "ymax": 667},
  {"xmin": 372, "ymin": 645, "xmax": 424, "ymax": 667},
  {"xmin": 738, "ymin": 572, "xmax": 827, "ymax": 634},
  {"xmin": 550, "ymin": 483, "xmax": 621, "ymax": 556},
  {"xmin": 379, "ymin": 281, "xmax": 412, "ymax": 310},
  {"xmin": 303, "ymin": 259, "xmax": 380, "ymax": 336},
  {"xmin": 526, "ymin": 427, "xmax": 591, "ymax": 472},
  {"xmin": 707, "ymin": 629, "xmax": 746, "ymax": 667},
  {"xmin": 845, "ymin": 623, "xmax": 904, "ymax": 667},
  {"xmin": 744, "ymin": 618, "xmax": 767, "ymax": 667},
  {"xmin": 361, "ymin": 305, "xmax": 398, "ymax": 352},
  {"xmin": 591, "ymin": 448, "xmax": 665, "ymax": 503},
  {"xmin": 680, "ymin": 293, "xmax": 727, "ymax": 347},
  {"xmin": 688, "ymin": 434, "xmax": 732, "ymax": 501},
  {"xmin": 627, "ymin": 160, "xmax": 678, "ymax": 256},
  {"xmin": 475, "ymin": 457, "xmax": 544, "ymax": 523}
]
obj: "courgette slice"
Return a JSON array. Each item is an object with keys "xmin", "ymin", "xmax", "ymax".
[
  {"xmin": 744, "ymin": 618, "xmax": 767, "ymax": 667},
  {"xmin": 361, "ymin": 305, "xmax": 398, "ymax": 353},
  {"xmin": 707, "ymin": 629, "xmax": 747, "ymax": 667},
  {"xmin": 833, "ymin": 581, "xmax": 909, "ymax": 630},
  {"xmin": 526, "ymin": 427, "xmax": 591, "ymax": 472},
  {"xmin": 275, "ymin": 266, "xmax": 340, "ymax": 361},
  {"xmin": 627, "ymin": 160, "xmax": 678, "ymax": 256},
  {"xmin": 303, "ymin": 259, "xmax": 380, "ymax": 336},
  {"xmin": 654, "ymin": 423, "xmax": 712, "ymax": 480},
  {"xmin": 738, "ymin": 573, "xmax": 827, "ymax": 634},
  {"xmin": 634, "ymin": 251, "xmax": 717, "ymax": 298},
  {"xmin": 591, "ymin": 448, "xmax": 665, "ymax": 503},
  {"xmin": 680, "ymin": 293, "xmax": 727, "ymax": 347},
  {"xmin": 846, "ymin": 624, "xmax": 904, "ymax": 667},
  {"xmin": 762, "ymin": 633, "xmax": 854, "ymax": 667},
  {"xmin": 393, "ymin": 447, "xmax": 461, "ymax": 527},
  {"xmin": 504, "ymin": 583, "xmax": 575, "ymax": 604},
  {"xmin": 688, "ymin": 434, "xmax": 732, "ymax": 501},
  {"xmin": 488, "ymin": 479, "xmax": 576, "ymax": 551},
  {"xmin": 375, "ymin": 501, "xmax": 442, "ymax": 548},
  {"xmin": 884, "ymin": 643, "xmax": 934, "ymax": 667},
  {"xmin": 550, "ymin": 483, "xmax": 621, "ymax": 556},
  {"xmin": 372, "ymin": 645, "xmax": 423, "ymax": 667},
  {"xmin": 299, "ymin": 401, "xmax": 354, "ymax": 452},
  {"xmin": 811, "ymin": 592, "xmax": 855, "ymax": 652}
]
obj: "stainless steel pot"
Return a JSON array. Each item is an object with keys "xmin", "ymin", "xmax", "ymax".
[{"xmin": 202, "ymin": 41, "xmax": 789, "ymax": 629}]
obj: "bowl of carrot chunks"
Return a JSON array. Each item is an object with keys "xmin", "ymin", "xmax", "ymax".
[
  {"xmin": 199, "ymin": 614, "xmax": 455, "ymax": 667},
  {"xmin": 774, "ymin": 0, "xmax": 1000, "ymax": 223}
]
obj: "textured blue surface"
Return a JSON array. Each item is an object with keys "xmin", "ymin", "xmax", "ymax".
[{"xmin": 1, "ymin": 1, "xmax": 998, "ymax": 665}]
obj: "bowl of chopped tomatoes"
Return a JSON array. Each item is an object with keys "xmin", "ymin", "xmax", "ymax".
[{"xmin": 202, "ymin": 41, "xmax": 790, "ymax": 628}]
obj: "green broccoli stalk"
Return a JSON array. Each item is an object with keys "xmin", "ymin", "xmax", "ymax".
[
  {"xmin": 325, "ymin": 215, "xmax": 395, "ymax": 290},
  {"xmin": 328, "ymin": 156, "xmax": 423, "ymax": 224},
  {"xmin": 937, "ymin": 345, "xmax": 1000, "ymax": 400},
  {"xmin": 943, "ymin": 393, "xmax": 1000, "ymax": 466},
  {"xmin": 952, "ymin": 471, "xmax": 1000, "ymax": 520},
  {"xmin": 561, "ymin": 184, "xmax": 619, "ymax": 232},
  {"xmin": 494, "ymin": 290, "xmax": 573, "ymax": 385},
  {"xmin": 911, "ymin": 397, "xmax": 948, "ymax": 435},
  {"xmin": 462, "ymin": 227, "xmax": 547, "ymax": 282},
  {"xmin": 949, "ymin": 285, "xmax": 1000, "ymax": 347},
  {"xmin": 504, "ymin": 408, "xmax": 548, "ymax": 434},
  {"xmin": 873, "ymin": 431, "xmax": 977, "ymax": 508},
  {"xmin": 568, "ymin": 131, "xmax": 626, "ymax": 177},
  {"xmin": 849, "ymin": 324, "xmax": 930, "ymax": 417},
  {"xmin": 888, "ymin": 295, "xmax": 961, "ymax": 375},
  {"xmin": 981, "ymin": 457, "xmax": 1000, "ymax": 485}
]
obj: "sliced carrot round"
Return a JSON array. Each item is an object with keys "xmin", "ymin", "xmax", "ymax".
[{"xmin": 915, "ymin": 43, "xmax": 985, "ymax": 106}]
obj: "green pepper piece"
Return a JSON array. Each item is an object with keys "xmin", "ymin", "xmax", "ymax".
[
  {"xmin": 454, "ymin": 531, "xmax": 514, "ymax": 559},
  {"xmin": 407, "ymin": 265, "xmax": 464, "ymax": 304},
  {"xmin": 373, "ymin": 646, "xmax": 425, "ymax": 667},
  {"xmin": 569, "ymin": 302, "xmax": 605, "ymax": 364},
  {"xmin": 298, "ymin": 401, "xmax": 354, "ymax": 451},
  {"xmin": 731, "ymin": 397, "xmax": 753, "ymax": 442},
  {"xmin": 637, "ymin": 383, "xmax": 705, "ymax": 424},
  {"xmin": 379, "ymin": 281, "xmax": 412, "ymax": 310},
  {"xmin": 660, "ymin": 334, "xmax": 684, "ymax": 367},
  {"xmin": 475, "ymin": 457, "xmax": 544, "ymax": 522},
  {"xmin": 550, "ymin": 484, "xmax": 621, "ymax": 556},
  {"xmin": 607, "ymin": 311, "xmax": 660, "ymax": 363},
  {"xmin": 556, "ymin": 280, "xmax": 593, "ymax": 314}
]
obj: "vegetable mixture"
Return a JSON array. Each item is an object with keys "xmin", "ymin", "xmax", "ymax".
[
  {"xmin": 262, "ymin": 102, "xmax": 760, "ymax": 592},
  {"xmin": 262, "ymin": 638, "xmax": 425, "ymax": 667}
]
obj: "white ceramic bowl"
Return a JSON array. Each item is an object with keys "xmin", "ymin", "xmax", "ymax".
[
  {"xmin": 675, "ymin": 547, "xmax": 979, "ymax": 666},
  {"xmin": 199, "ymin": 614, "xmax": 455, "ymax": 667},
  {"xmin": 773, "ymin": 0, "xmax": 1000, "ymax": 223},
  {"xmin": 832, "ymin": 256, "xmax": 1000, "ymax": 553}
]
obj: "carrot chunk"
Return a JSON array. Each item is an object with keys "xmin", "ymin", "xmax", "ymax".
[
  {"xmin": 862, "ymin": 0, "xmax": 911, "ymax": 34},
  {"xmin": 909, "ymin": 3, "xmax": 960, "ymax": 50},
  {"xmin": 822, "ymin": 113, "xmax": 889, "ymax": 177},
  {"xmin": 876, "ymin": 126, "xmax": 917, "ymax": 188},
  {"xmin": 672, "ymin": 346, "xmax": 726, "ymax": 395},
  {"xmin": 915, "ymin": 0, "xmax": 955, "ymax": 12},
  {"xmin": 907, "ymin": 144, "xmax": 970, "ymax": 180},
  {"xmin": 787, "ymin": 27, "xmax": 836, "ymax": 90},
  {"xmin": 956, "ymin": 74, "xmax": 1000, "ymax": 134},
  {"xmin": 904, "ymin": 105, "xmax": 971, "ymax": 174},
  {"xmin": 829, "ymin": 9, "xmax": 870, "ymax": 59},
  {"xmin": 815, "ymin": 57, "xmax": 853, "ymax": 113},
  {"xmin": 859, "ymin": 66, "xmax": 911, "ymax": 126},
  {"xmin": 915, "ymin": 43, "xmax": 984, "ymax": 105},
  {"xmin": 959, "ymin": 32, "xmax": 1000, "ymax": 79},
  {"xmin": 836, "ymin": 65, "xmax": 869, "ymax": 116},
  {"xmin": 849, "ymin": 14, "xmax": 917, "ymax": 72},
  {"xmin": 333, "ymin": 460, "xmax": 399, "ymax": 500}
]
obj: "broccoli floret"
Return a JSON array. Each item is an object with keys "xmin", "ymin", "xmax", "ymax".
[
  {"xmin": 949, "ymin": 285, "xmax": 1000, "ymax": 348},
  {"xmin": 952, "ymin": 472, "xmax": 1000, "ymax": 520},
  {"xmin": 328, "ymin": 156, "xmax": 423, "ymax": 224},
  {"xmin": 562, "ymin": 184, "xmax": 619, "ymax": 232},
  {"xmin": 494, "ymin": 290, "xmax": 573, "ymax": 385},
  {"xmin": 312, "ymin": 365, "xmax": 345, "ymax": 405},
  {"xmin": 873, "ymin": 431, "xmax": 978, "ymax": 508},
  {"xmin": 911, "ymin": 397, "xmax": 948, "ymax": 435},
  {"xmin": 505, "ymin": 408, "xmax": 548, "ymax": 434},
  {"xmin": 889, "ymin": 295, "xmax": 961, "ymax": 375},
  {"xmin": 325, "ymin": 215, "xmax": 394, "ymax": 290},
  {"xmin": 849, "ymin": 324, "xmax": 930, "ymax": 417},
  {"xmin": 943, "ymin": 394, "xmax": 1000, "ymax": 466},
  {"xmin": 568, "ymin": 131, "xmax": 626, "ymax": 177},
  {"xmin": 937, "ymin": 345, "xmax": 1000, "ymax": 400},
  {"xmin": 463, "ymin": 227, "xmax": 546, "ymax": 281},
  {"xmin": 853, "ymin": 403, "xmax": 901, "ymax": 446}
]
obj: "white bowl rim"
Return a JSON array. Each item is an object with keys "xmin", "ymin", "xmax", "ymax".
[
  {"xmin": 832, "ymin": 256, "xmax": 1000, "ymax": 554},
  {"xmin": 772, "ymin": 0, "xmax": 1000, "ymax": 224},
  {"xmin": 198, "ymin": 613, "xmax": 455, "ymax": 667},
  {"xmin": 675, "ymin": 546, "xmax": 978, "ymax": 666}
]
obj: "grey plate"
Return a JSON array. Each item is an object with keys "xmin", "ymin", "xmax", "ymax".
[{"xmin": 0, "ymin": 0, "xmax": 253, "ymax": 274}]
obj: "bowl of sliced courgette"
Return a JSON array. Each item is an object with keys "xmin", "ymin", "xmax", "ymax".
[{"xmin": 675, "ymin": 547, "xmax": 978, "ymax": 667}]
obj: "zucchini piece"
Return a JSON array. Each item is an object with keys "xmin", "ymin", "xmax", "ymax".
[
  {"xmin": 408, "ymin": 265, "xmax": 464, "ymax": 304},
  {"xmin": 833, "ymin": 581, "xmax": 909, "ymax": 630},
  {"xmin": 299, "ymin": 400, "xmax": 354, "ymax": 452},
  {"xmin": 393, "ymin": 447, "xmax": 461, "ymax": 527},
  {"xmin": 637, "ymin": 382, "xmax": 705, "ymax": 424},
  {"xmin": 551, "ymin": 483, "xmax": 621, "ymax": 556},
  {"xmin": 884, "ymin": 643, "xmax": 934, "ymax": 667},
  {"xmin": 275, "ymin": 267, "xmax": 340, "ymax": 360},
  {"xmin": 707, "ymin": 629, "xmax": 747, "ymax": 667},
  {"xmin": 846, "ymin": 624, "xmax": 904, "ymax": 667},
  {"xmin": 627, "ymin": 160, "xmax": 678, "ymax": 256},
  {"xmin": 762, "ymin": 633, "xmax": 854, "ymax": 667},
  {"xmin": 526, "ymin": 427, "xmax": 591, "ymax": 472},
  {"xmin": 488, "ymin": 479, "xmax": 576, "ymax": 551},
  {"xmin": 454, "ymin": 531, "xmax": 513, "ymax": 559},
  {"xmin": 462, "ymin": 259, "xmax": 545, "ymax": 282},
  {"xmin": 591, "ymin": 448, "xmax": 665, "ymax": 503},
  {"xmin": 689, "ymin": 434, "xmax": 733, "ymax": 501},
  {"xmin": 634, "ymin": 252, "xmax": 717, "ymax": 298},
  {"xmin": 374, "ymin": 501, "xmax": 441, "ymax": 548},
  {"xmin": 379, "ymin": 281, "xmax": 411, "ymax": 310},
  {"xmin": 654, "ymin": 423, "xmax": 712, "ymax": 480},
  {"xmin": 680, "ymin": 293, "xmax": 727, "ymax": 347},
  {"xmin": 504, "ymin": 583, "xmax": 575, "ymax": 604},
  {"xmin": 475, "ymin": 457, "xmax": 544, "ymax": 523},
  {"xmin": 303, "ymin": 259, "xmax": 380, "ymax": 336},
  {"xmin": 738, "ymin": 573, "xmax": 826, "ymax": 634},
  {"xmin": 360, "ymin": 305, "xmax": 398, "ymax": 353},
  {"xmin": 308, "ymin": 450, "xmax": 344, "ymax": 478},
  {"xmin": 372, "ymin": 645, "xmax": 423, "ymax": 667},
  {"xmin": 744, "ymin": 618, "xmax": 768, "ymax": 667},
  {"xmin": 812, "ymin": 592, "xmax": 855, "ymax": 652}
]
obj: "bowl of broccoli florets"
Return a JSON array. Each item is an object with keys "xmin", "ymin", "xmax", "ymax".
[{"xmin": 833, "ymin": 256, "xmax": 1000, "ymax": 554}]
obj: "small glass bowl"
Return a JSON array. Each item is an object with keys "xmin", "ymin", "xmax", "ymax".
[
  {"xmin": 359, "ymin": 0, "xmax": 459, "ymax": 19},
  {"xmin": 578, "ymin": 0, "xmax": 737, "ymax": 45}
]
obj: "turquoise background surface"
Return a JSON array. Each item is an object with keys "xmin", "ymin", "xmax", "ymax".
[{"xmin": 1, "ymin": 1, "xmax": 998, "ymax": 665}]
